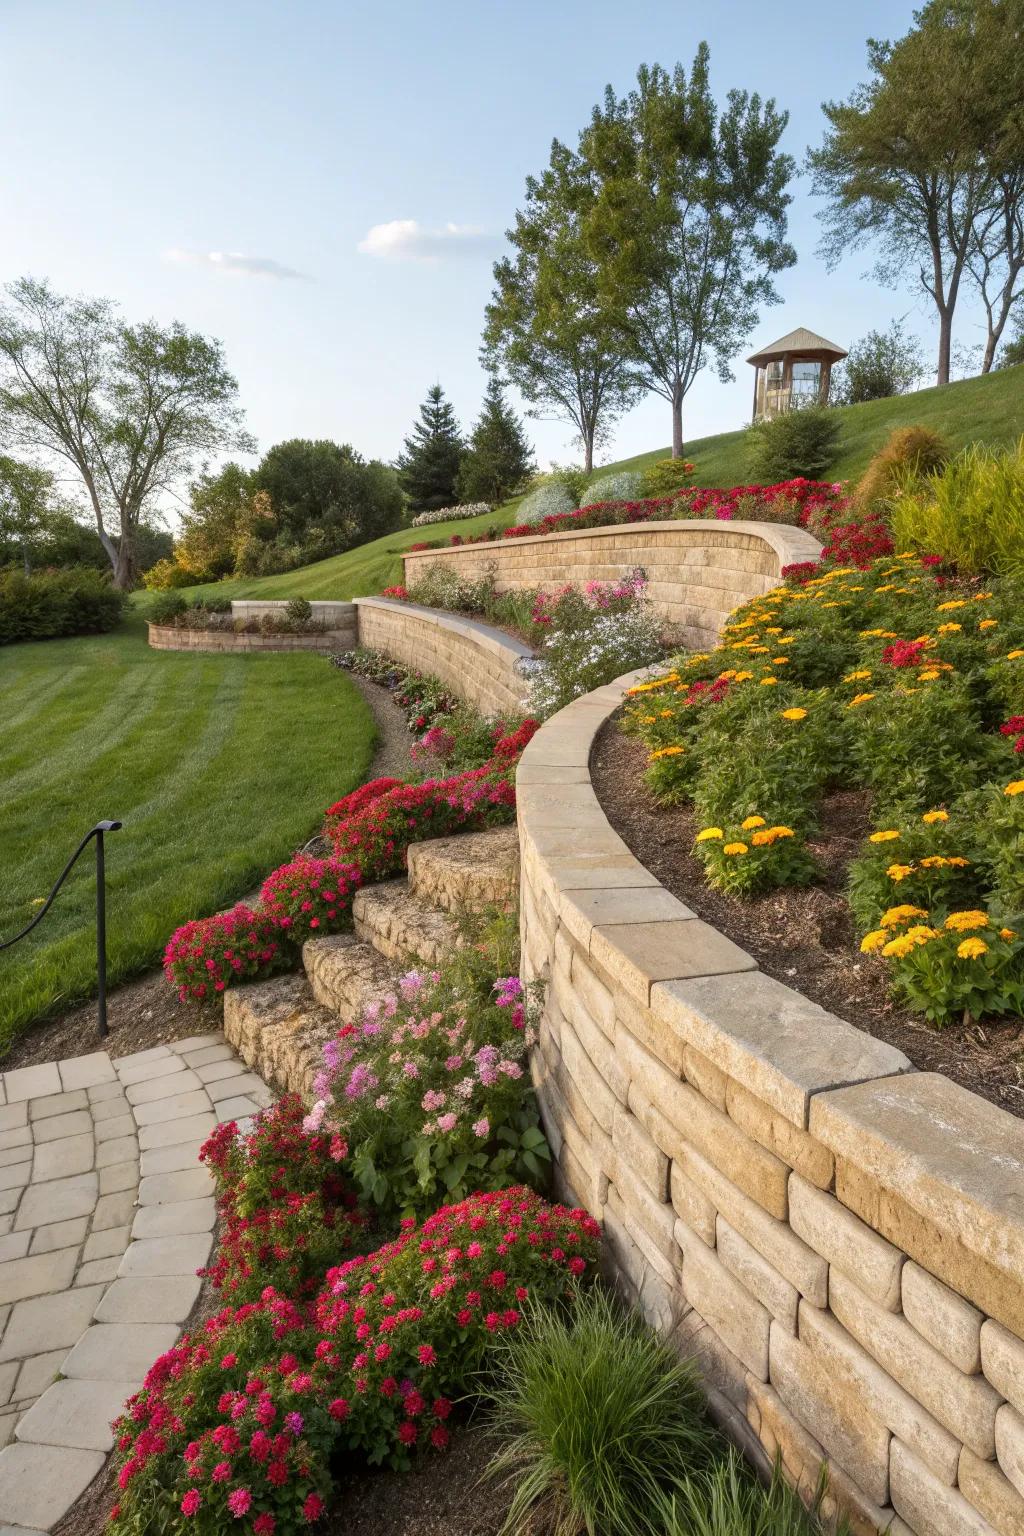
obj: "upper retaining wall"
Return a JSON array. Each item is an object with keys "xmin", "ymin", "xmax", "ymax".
[
  {"xmin": 404, "ymin": 520, "xmax": 822, "ymax": 647},
  {"xmin": 353, "ymin": 597, "xmax": 532, "ymax": 717},
  {"xmin": 147, "ymin": 622, "xmax": 355, "ymax": 653},
  {"xmin": 518, "ymin": 672, "xmax": 1024, "ymax": 1536}
]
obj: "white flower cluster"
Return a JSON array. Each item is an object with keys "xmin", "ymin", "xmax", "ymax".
[
  {"xmin": 411, "ymin": 502, "xmax": 491, "ymax": 527},
  {"xmin": 529, "ymin": 606, "xmax": 663, "ymax": 719}
]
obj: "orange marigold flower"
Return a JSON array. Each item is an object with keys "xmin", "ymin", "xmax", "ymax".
[
  {"xmin": 780, "ymin": 708, "xmax": 807, "ymax": 721},
  {"xmin": 741, "ymin": 815, "xmax": 767, "ymax": 830},
  {"xmin": 869, "ymin": 830, "xmax": 900, "ymax": 843},
  {"xmin": 1005, "ymin": 780, "xmax": 1024, "ymax": 796},
  {"xmin": 957, "ymin": 937, "xmax": 989, "ymax": 959},
  {"xmin": 922, "ymin": 810, "xmax": 949, "ymax": 823},
  {"xmin": 880, "ymin": 905, "xmax": 928, "ymax": 928},
  {"xmin": 848, "ymin": 692, "xmax": 875, "ymax": 707},
  {"xmin": 860, "ymin": 930, "xmax": 887, "ymax": 953},
  {"xmin": 886, "ymin": 863, "xmax": 915, "ymax": 882},
  {"xmin": 722, "ymin": 842, "xmax": 748, "ymax": 856},
  {"xmin": 944, "ymin": 910, "xmax": 989, "ymax": 931},
  {"xmin": 695, "ymin": 827, "xmax": 723, "ymax": 843}
]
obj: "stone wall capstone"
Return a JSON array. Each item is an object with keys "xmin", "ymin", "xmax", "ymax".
[
  {"xmin": 403, "ymin": 519, "xmax": 822, "ymax": 647},
  {"xmin": 353, "ymin": 597, "xmax": 532, "ymax": 717},
  {"xmin": 518, "ymin": 670, "xmax": 1024, "ymax": 1536}
]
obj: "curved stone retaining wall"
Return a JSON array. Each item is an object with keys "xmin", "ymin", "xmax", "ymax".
[
  {"xmin": 404, "ymin": 520, "xmax": 821, "ymax": 647},
  {"xmin": 353, "ymin": 597, "xmax": 532, "ymax": 716},
  {"xmin": 518, "ymin": 671, "xmax": 1024, "ymax": 1536},
  {"xmin": 147, "ymin": 623, "xmax": 354, "ymax": 653}
]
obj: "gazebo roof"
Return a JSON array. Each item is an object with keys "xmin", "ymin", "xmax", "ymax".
[{"xmin": 746, "ymin": 327, "xmax": 848, "ymax": 367}]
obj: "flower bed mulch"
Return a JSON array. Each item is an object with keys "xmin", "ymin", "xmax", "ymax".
[{"xmin": 592, "ymin": 717, "xmax": 1024, "ymax": 1119}]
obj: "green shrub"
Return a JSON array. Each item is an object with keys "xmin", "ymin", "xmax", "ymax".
[
  {"xmin": 582, "ymin": 469, "xmax": 644, "ymax": 505},
  {"xmin": 846, "ymin": 803, "xmax": 983, "ymax": 933},
  {"xmin": 147, "ymin": 590, "xmax": 187, "ymax": 624},
  {"xmin": 854, "ymin": 425, "xmax": 950, "ymax": 511},
  {"xmin": 889, "ymin": 441, "xmax": 1024, "ymax": 576},
  {"xmin": 0, "ymin": 568, "xmax": 126, "ymax": 644},
  {"xmin": 849, "ymin": 680, "xmax": 999, "ymax": 816},
  {"xmin": 486, "ymin": 1287, "xmax": 714, "ymax": 1536},
  {"xmin": 285, "ymin": 595, "xmax": 313, "ymax": 625},
  {"xmin": 142, "ymin": 555, "xmax": 196, "ymax": 589},
  {"xmin": 655, "ymin": 1452, "xmax": 842, "ymax": 1535},
  {"xmin": 746, "ymin": 405, "xmax": 842, "ymax": 483},
  {"xmin": 640, "ymin": 457, "xmax": 696, "ymax": 498},
  {"xmin": 548, "ymin": 461, "xmax": 588, "ymax": 504}
]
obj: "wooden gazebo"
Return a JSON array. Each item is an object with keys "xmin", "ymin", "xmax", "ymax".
[{"xmin": 747, "ymin": 327, "xmax": 847, "ymax": 421}]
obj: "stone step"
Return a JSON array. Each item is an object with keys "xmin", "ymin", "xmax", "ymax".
[
  {"xmin": 302, "ymin": 932, "xmax": 402, "ymax": 1021},
  {"xmin": 406, "ymin": 825, "xmax": 519, "ymax": 915},
  {"xmin": 352, "ymin": 880, "xmax": 462, "ymax": 968},
  {"xmin": 223, "ymin": 974, "xmax": 337, "ymax": 1103}
]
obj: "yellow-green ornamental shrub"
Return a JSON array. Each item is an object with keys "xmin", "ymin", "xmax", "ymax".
[
  {"xmin": 854, "ymin": 424, "xmax": 950, "ymax": 510},
  {"xmin": 890, "ymin": 440, "xmax": 1024, "ymax": 576},
  {"xmin": 640, "ymin": 457, "xmax": 696, "ymax": 498}
]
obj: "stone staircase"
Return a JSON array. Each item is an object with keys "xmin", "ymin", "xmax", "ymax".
[{"xmin": 223, "ymin": 826, "xmax": 519, "ymax": 1101}]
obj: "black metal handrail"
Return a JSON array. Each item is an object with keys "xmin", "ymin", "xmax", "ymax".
[{"xmin": 1, "ymin": 820, "xmax": 123, "ymax": 1037}]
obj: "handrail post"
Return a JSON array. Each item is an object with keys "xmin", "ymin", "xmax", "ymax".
[{"xmin": 96, "ymin": 827, "xmax": 108, "ymax": 1039}]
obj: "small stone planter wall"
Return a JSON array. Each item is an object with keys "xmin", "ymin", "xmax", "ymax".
[
  {"xmin": 403, "ymin": 520, "xmax": 821, "ymax": 647},
  {"xmin": 147, "ymin": 622, "xmax": 355, "ymax": 654},
  {"xmin": 518, "ymin": 670, "xmax": 1024, "ymax": 1536},
  {"xmin": 230, "ymin": 600, "xmax": 356, "ymax": 628},
  {"xmin": 353, "ymin": 597, "xmax": 533, "ymax": 716}
]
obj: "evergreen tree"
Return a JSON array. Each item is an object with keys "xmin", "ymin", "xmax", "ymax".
[
  {"xmin": 457, "ymin": 379, "xmax": 535, "ymax": 504},
  {"xmin": 397, "ymin": 385, "xmax": 464, "ymax": 511}
]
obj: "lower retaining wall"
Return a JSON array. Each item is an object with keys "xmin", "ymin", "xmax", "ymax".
[
  {"xmin": 147, "ymin": 623, "xmax": 354, "ymax": 653},
  {"xmin": 518, "ymin": 672, "xmax": 1024, "ymax": 1536},
  {"xmin": 404, "ymin": 519, "xmax": 822, "ymax": 648},
  {"xmin": 230, "ymin": 600, "xmax": 356, "ymax": 627},
  {"xmin": 353, "ymin": 597, "xmax": 533, "ymax": 716}
]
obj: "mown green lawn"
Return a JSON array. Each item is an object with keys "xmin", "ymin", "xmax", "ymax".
[
  {"xmin": 155, "ymin": 367, "xmax": 1024, "ymax": 612},
  {"xmin": 0, "ymin": 616, "xmax": 375, "ymax": 1051}
]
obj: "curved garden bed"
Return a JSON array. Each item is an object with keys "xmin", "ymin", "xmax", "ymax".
[{"xmin": 518, "ymin": 668, "xmax": 1024, "ymax": 1536}]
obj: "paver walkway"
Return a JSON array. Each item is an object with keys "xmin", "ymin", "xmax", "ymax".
[{"xmin": 0, "ymin": 1031, "xmax": 274, "ymax": 1534}]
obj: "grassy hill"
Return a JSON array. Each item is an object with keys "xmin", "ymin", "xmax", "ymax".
[{"xmin": 153, "ymin": 366, "xmax": 1024, "ymax": 609}]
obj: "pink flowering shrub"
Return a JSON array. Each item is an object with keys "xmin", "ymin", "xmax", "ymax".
[
  {"xmin": 258, "ymin": 857, "xmax": 361, "ymax": 945},
  {"xmin": 409, "ymin": 724, "xmax": 456, "ymax": 765},
  {"xmin": 107, "ymin": 1190, "xmax": 601, "ymax": 1532},
  {"xmin": 303, "ymin": 970, "xmax": 548, "ymax": 1221},
  {"xmin": 199, "ymin": 1097, "xmax": 363, "ymax": 1303},
  {"xmin": 163, "ymin": 904, "xmax": 284, "ymax": 1003}
]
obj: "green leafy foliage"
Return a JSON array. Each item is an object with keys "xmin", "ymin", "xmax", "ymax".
[
  {"xmin": 832, "ymin": 321, "xmax": 924, "ymax": 405},
  {"xmin": 0, "ymin": 567, "xmax": 126, "ymax": 643},
  {"xmin": 746, "ymin": 405, "xmax": 842, "ymax": 483},
  {"xmin": 889, "ymin": 441, "xmax": 1024, "ymax": 576}
]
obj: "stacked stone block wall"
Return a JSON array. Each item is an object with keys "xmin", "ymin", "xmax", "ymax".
[
  {"xmin": 403, "ymin": 519, "xmax": 821, "ymax": 646},
  {"xmin": 353, "ymin": 597, "xmax": 531, "ymax": 717},
  {"xmin": 146, "ymin": 623, "xmax": 355, "ymax": 653},
  {"xmin": 518, "ymin": 674, "xmax": 1024, "ymax": 1536},
  {"xmin": 230, "ymin": 599, "xmax": 355, "ymax": 628}
]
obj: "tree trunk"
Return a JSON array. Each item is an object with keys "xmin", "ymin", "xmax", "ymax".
[
  {"xmin": 937, "ymin": 309, "xmax": 953, "ymax": 386},
  {"xmin": 671, "ymin": 384, "xmax": 684, "ymax": 459},
  {"xmin": 112, "ymin": 536, "xmax": 137, "ymax": 591},
  {"xmin": 583, "ymin": 431, "xmax": 594, "ymax": 475},
  {"xmin": 981, "ymin": 330, "xmax": 997, "ymax": 374}
]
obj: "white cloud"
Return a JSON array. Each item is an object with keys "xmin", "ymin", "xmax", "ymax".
[
  {"xmin": 163, "ymin": 249, "xmax": 305, "ymax": 280},
  {"xmin": 357, "ymin": 219, "xmax": 489, "ymax": 262}
]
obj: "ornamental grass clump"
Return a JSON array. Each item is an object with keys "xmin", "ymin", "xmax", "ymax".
[
  {"xmin": 485, "ymin": 1286, "xmax": 715, "ymax": 1536},
  {"xmin": 624, "ymin": 552, "xmax": 1024, "ymax": 1024},
  {"xmin": 654, "ymin": 1452, "xmax": 843, "ymax": 1536},
  {"xmin": 303, "ymin": 968, "xmax": 548, "ymax": 1222}
]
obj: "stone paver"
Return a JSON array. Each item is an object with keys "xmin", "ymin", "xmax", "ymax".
[{"xmin": 0, "ymin": 1030, "xmax": 271, "ymax": 1531}]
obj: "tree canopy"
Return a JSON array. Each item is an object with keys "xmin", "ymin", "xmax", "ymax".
[
  {"xmin": 0, "ymin": 277, "xmax": 253, "ymax": 586},
  {"xmin": 579, "ymin": 51, "xmax": 795, "ymax": 457},
  {"xmin": 457, "ymin": 378, "xmax": 535, "ymax": 504},
  {"xmin": 482, "ymin": 142, "xmax": 638, "ymax": 473},
  {"xmin": 397, "ymin": 385, "xmax": 464, "ymax": 511},
  {"xmin": 808, "ymin": 0, "xmax": 1024, "ymax": 385}
]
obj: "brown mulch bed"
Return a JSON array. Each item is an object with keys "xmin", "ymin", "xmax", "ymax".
[
  {"xmin": 3, "ymin": 673, "xmax": 415, "ymax": 1073},
  {"xmin": 591, "ymin": 715, "xmax": 1024, "ymax": 1119}
]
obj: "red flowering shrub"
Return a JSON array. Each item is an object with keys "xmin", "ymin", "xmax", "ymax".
[
  {"xmin": 200, "ymin": 1097, "xmax": 363, "ymax": 1303},
  {"xmin": 1000, "ymin": 715, "xmax": 1024, "ymax": 754},
  {"xmin": 258, "ymin": 857, "xmax": 361, "ymax": 944},
  {"xmin": 381, "ymin": 584, "xmax": 410, "ymax": 599},
  {"xmin": 325, "ymin": 778, "xmax": 403, "ymax": 820},
  {"xmin": 163, "ymin": 904, "xmax": 283, "ymax": 1003},
  {"xmin": 107, "ymin": 1189, "xmax": 601, "ymax": 1532},
  {"xmin": 883, "ymin": 638, "xmax": 931, "ymax": 669}
]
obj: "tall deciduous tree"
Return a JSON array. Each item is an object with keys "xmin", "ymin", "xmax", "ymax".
[
  {"xmin": 0, "ymin": 278, "xmax": 253, "ymax": 587},
  {"xmin": 483, "ymin": 142, "xmax": 638, "ymax": 473},
  {"xmin": 807, "ymin": 1, "xmax": 1024, "ymax": 386},
  {"xmin": 0, "ymin": 456, "xmax": 57, "ymax": 575},
  {"xmin": 580, "ymin": 50, "xmax": 796, "ymax": 458},
  {"xmin": 255, "ymin": 439, "xmax": 402, "ymax": 548},
  {"xmin": 457, "ymin": 379, "xmax": 535, "ymax": 504},
  {"xmin": 397, "ymin": 385, "xmax": 464, "ymax": 511}
]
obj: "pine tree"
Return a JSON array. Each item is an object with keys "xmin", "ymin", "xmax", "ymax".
[
  {"xmin": 457, "ymin": 378, "xmax": 536, "ymax": 504},
  {"xmin": 397, "ymin": 384, "xmax": 464, "ymax": 512}
]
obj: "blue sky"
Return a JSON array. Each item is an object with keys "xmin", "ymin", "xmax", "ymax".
[{"xmin": 2, "ymin": 0, "xmax": 939, "ymax": 493}]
